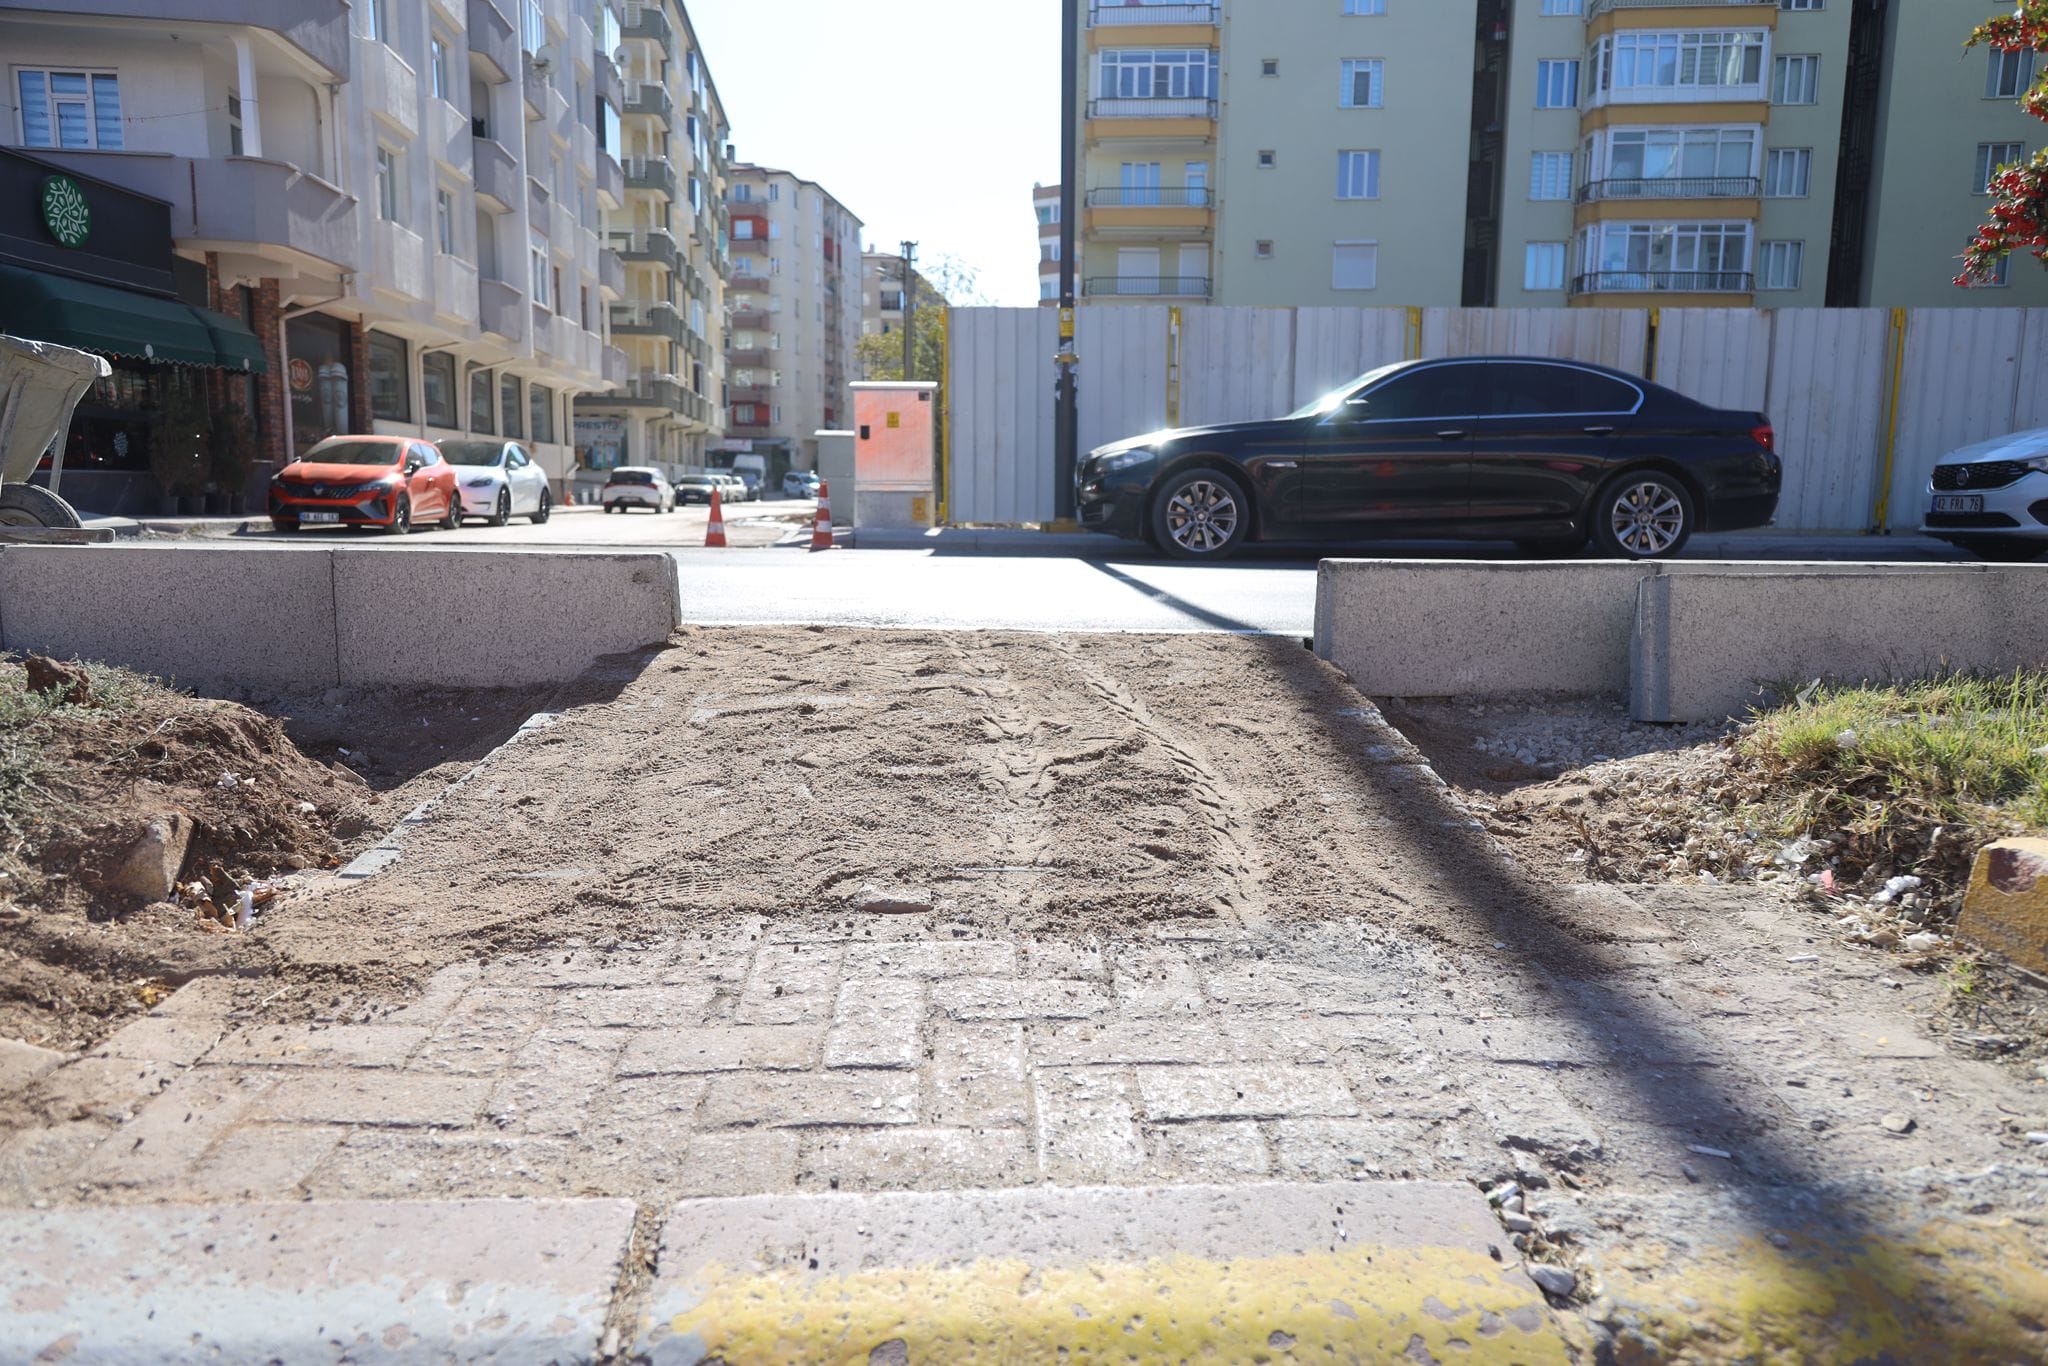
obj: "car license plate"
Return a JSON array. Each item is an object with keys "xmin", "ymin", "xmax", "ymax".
[
  {"xmin": 1932, "ymin": 495, "xmax": 1983, "ymax": 514},
  {"xmin": 300, "ymin": 510, "xmax": 341, "ymax": 524}
]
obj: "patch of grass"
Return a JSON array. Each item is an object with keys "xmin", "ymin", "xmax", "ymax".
[{"xmin": 0, "ymin": 657, "xmax": 147, "ymax": 848}]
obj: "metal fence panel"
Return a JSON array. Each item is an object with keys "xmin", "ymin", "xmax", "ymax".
[
  {"xmin": 2014, "ymin": 309, "xmax": 2048, "ymax": 434},
  {"xmin": 1290, "ymin": 308, "xmax": 1412, "ymax": 408},
  {"xmin": 1890, "ymin": 308, "xmax": 2027, "ymax": 529},
  {"xmin": 1765, "ymin": 309, "xmax": 1893, "ymax": 532},
  {"xmin": 1423, "ymin": 307, "xmax": 1648, "ymax": 372},
  {"xmin": 1076, "ymin": 305, "xmax": 1172, "ymax": 459},
  {"xmin": 947, "ymin": 307, "xmax": 1058, "ymax": 524},
  {"xmin": 1653, "ymin": 309, "xmax": 1771, "ymax": 412},
  {"xmin": 1181, "ymin": 307, "xmax": 1296, "ymax": 427}
]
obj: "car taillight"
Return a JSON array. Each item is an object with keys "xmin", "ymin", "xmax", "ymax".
[{"xmin": 1752, "ymin": 424, "xmax": 1775, "ymax": 452}]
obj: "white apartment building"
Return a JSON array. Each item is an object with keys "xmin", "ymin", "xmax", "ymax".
[{"xmin": 721, "ymin": 164, "xmax": 863, "ymax": 471}]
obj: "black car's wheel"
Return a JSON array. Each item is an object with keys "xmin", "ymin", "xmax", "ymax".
[
  {"xmin": 385, "ymin": 495, "xmax": 412, "ymax": 536},
  {"xmin": 489, "ymin": 488, "xmax": 511, "ymax": 527},
  {"xmin": 1951, "ymin": 537, "xmax": 2048, "ymax": 563},
  {"xmin": 1516, "ymin": 535, "xmax": 1587, "ymax": 558},
  {"xmin": 1150, "ymin": 468, "xmax": 1250, "ymax": 560},
  {"xmin": 1590, "ymin": 470, "xmax": 1693, "ymax": 560},
  {"xmin": 532, "ymin": 488, "xmax": 552, "ymax": 524}
]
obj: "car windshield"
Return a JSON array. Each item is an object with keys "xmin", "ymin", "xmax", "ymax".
[
  {"xmin": 302, "ymin": 440, "xmax": 401, "ymax": 467},
  {"xmin": 1285, "ymin": 362, "xmax": 1414, "ymax": 420},
  {"xmin": 434, "ymin": 440, "xmax": 504, "ymax": 466},
  {"xmin": 681, "ymin": 478, "xmax": 717, "ymax": 487}
]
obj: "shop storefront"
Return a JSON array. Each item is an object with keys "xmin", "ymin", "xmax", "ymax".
[{"xmin": 0, "ymin": 147, "xmax": 269, "ymax": 514}]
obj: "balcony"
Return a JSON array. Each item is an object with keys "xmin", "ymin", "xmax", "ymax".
[
  {"xmin": 472, "ymin": 137, "xmax": 519, "ymax": 212},
  {"xmin": 599, "ymin": 247, "xmax": 626, "ymax": 298},
  {"xmin": 625, "ymin": 156, "xmax": 678, "ymax": 199},
  {"xmin": 528, "ymin": 177, "xmax": 551, "ymax": 233},
  {"xmin": 729, "ymin": 386, "xmax": 773, "ymax": 405},
  {"xmin": 479, "ymin": 277, "xmax": 525, "ymax": 340},
  {"xmin": 1083, "ymin": 275, "xmax": 1212, "ymax": 299},
  {"xmin": 624, "ymin": 81, "xmax": 674, "ymax": 122},
  {"xmin": 612, "ymin": 228, "xmax": 680, "ymax": 271},
  {"xmin": 621, "ymin": 1, "xmax": 672, "ymax": 47},
  {"xmin": 1084, "ymin": 185, "xmax": 1215, "ymax": 237},
  {"xmin": 728, "ymin": 307, "xmax": 768, "ymax": 330},
  {"xmin": 31, "ymin": 151, "xmax": 359, "ymax": 274},
  {"xmin": 1576, "ymin": 176, "xmax": 1761, "ymax": 204},
  {"xmin": 728, "ymin": 274, "xmax": 770, "ymax": 293},
  {"xmin": 0, "ymin": 0, "xmax": 354, "ymax": 78},
  {"xmin": 532, "ymin": 302, "xmax": 555, "ymax": 351},
  {"xmin": 551, "ymin": 199, "xmax": 579, "ymax": 246},
  {"xmin": 729, "ymin": 348, "xmax": 769, "ymax": 368},
  {"xmin": 1088, "ymin": 97, "xmax": 1217, "ymax": 121},
  {"xmin": 603, "ymin": 345, "xmax": 629, "ymax": 387},
  {"xmin": 1570, "ymin": 271, "xmax": 1754, "ymax": 296},
  {"xmin": 1085, "ymin": 98, "xmax": 1218, "ymax": 143},
  {"xmin": 367, "ymin": 41, "xmax": 420, "ymax": 140},
  {"xmin": 1587, "ymin": 0, "xmax": 1776, "ymax": 18},
  {"xmin": 432, "ymin": 254, "xmax": 481, "ymax": 327},
  {"xmin": 595, "ymin": 55, "xmax": 623, "ymax": 112},
  {"xmin": 466, "ymin": 0, "xmax": 517, "ymax": 83},
  {"xmin": 730, "ymin": 237, "xmax": 768, "ymax": 256},
  {"xmin": 370, "ymin": 219, "xmax": 428, "ymax": 301},
  {"xmin": 621, "ymin": 370, "xmax": 687, "ymax": 411},
  {"xmin": 1089, "ymin": 3, "xmax": 1219, "ymax": 25},
  {"xmin": 597, "ymin": 150, "xmax": 624, "ymax": 208},
  {"xmin": 611, "ymin": 302, "xmax": 686, "ymax": 342}
]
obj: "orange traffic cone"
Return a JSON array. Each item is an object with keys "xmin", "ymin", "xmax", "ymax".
[
  {"xmin": 705, "ymin": 486, "xmax": 727, "ymax": 548},
  {"xmin": 809, "ymin": 480, "xmax": 835, "ymax": 551}
]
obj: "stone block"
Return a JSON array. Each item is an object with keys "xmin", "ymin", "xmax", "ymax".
[
  {"xmin": 823, "ymin": 978, "xmax": 925, "ymax": 1070},
  {"xmin": 1135, "ymin": 1064, "xmax": 1360, "ymax": 1122},
  {"xmin": 0, "ymin": 1038, "xmax": 69, "ymax": 1096},
  {"xmin": 617, "ymin": 1025, "xmax": 821, "ymax": 1076},
  {"xmin": 697, "ymin": 1071, "xmax": 919, "ymax": 1129},
  {"xmin": 1957, "ymin": 837, "xmax": 2048, "ymax": 975},
  {"xmin": 103, "ymin": 813, "xmax": 193, "ymax": 902}
]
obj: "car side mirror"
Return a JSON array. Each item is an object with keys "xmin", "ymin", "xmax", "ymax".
[{"xmin": 403, "ymin": 459, "xmax": 422, "ymax": 475}]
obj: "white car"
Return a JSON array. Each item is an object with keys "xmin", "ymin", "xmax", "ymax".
[
  {"xmin": 1922, "ymin": 426, "xmax": 2048, "ymax": 562},
  {"xmin": 602, "ymin": 466, "xmax": 675, "ymax": 513},
  {"xmin": 718, "ymin": 473, "xmax": 754, "ymax": 504},
  {"xmin": 436, "ymin": 439, "xmax": 553, "ymax": 526},
  {"xmin": 783, "ymin": 471, "xmax": 820, "ymax": 500}
]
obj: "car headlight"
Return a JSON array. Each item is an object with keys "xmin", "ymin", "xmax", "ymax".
[
  {"xmin": 1099, "ymin": 448, "xmax": 1155, "ymax": 473},
  {"xmin": 2025, "ymin": 455, "xmax": 2048, "ymax": 475},
  {"xmin": 464, "ymin": 478, "xmax": 495, "ymax": 489}
]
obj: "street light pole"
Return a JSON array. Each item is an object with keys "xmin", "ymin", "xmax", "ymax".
[
  {"xmin": 1054, "ymin": 0, "xmax": 1079, "ymax": 523},
  {"xmin": 900, "ymin": 240, "xmax": 917, "ymax": 382}
]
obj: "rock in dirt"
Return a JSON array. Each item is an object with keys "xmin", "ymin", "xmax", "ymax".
[
  {"xmin": 0, "ymin": 1037, "xmax": 69, "ymax": 1092},
  {"xmin": 103, "ymin": 814, "xmax": 194, "ymax": 902},
  {"xmin": 851, "ymin": 884, "xmax": 933, "ymax": 915},
  {"xmin": 24, "ymin": 656, "xmax": 94, "ymax": 707},
  {"xmin": 1881, "ymin": 1112, "xmax": 1917, "ymax": 1136},
  {"xmin": 1528, "ymin": 1265, "xmax": 1577, "ymax": 1298}
]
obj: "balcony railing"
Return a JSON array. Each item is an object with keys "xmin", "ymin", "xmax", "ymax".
[
  {"xmin": 1087, "ymin": 97, "xmax": 1218, "ymax": 121},
  {"xmin": 611, "ymin": 228, "xmax": 679, "ymax": 270},
  {"xmin": 621, "ymin": 1, "xmax": 672, "ymax": 46},
  {"xmin": 1088, "ymin": 2, "xmax": 1220, "ymax": 24},
  {"xmin": 602, "ymin": 345, "xmax": 628, "ymax": 388},
  {"xmin": 1576, "ymin": 176, "xmax": 1762, "ymax": 203},
  {"xmin": 466, "ymin": 0, "xmax": 516, "ymax": 84},
  {"xmin": 623, "ymin": 81, "xmax": 673, "ymax": 120},
  {"xmin": 599, "ymin": 247, "xmax": 625, "ymax": 298},
  {"xmin": 1085, "ymin": 186, "xmax": 1213, "ymax": 207},
  {"xmin": 1587, "ymin": 0, "xmax": 1774, "ymax": 16},
  {"xmin": 1083, "ymin": 275, "xmax": 1212, "ymax": 298},
  {"xmin": 624, "ymin": 156, "xmax": 677, "ymax": 198},
  {"xmin": 1571, "ymin": 271, "xmax": 1755, "ymax": 295},
  {"xmin": 610, "ymin": 302, "xmax": 685, "ymax": 341}
]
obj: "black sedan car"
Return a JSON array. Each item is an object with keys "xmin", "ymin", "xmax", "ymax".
[{"xmin": 1076, "ymin": 356, "xmax": 1780, "ymax": 560}]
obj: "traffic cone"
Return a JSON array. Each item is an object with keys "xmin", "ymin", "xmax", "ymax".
[
  {"xmin": 809, "ymin": 480, "xmax": 835, "ymax": 552},
  {"xmin": 704, "ymin": 486, "xmax": 727, "ymax": 548}
]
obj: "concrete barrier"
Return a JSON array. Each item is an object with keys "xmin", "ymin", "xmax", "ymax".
[
  {"xmin": 0, "ymin": 544, "xmax": 680, "ymax": 691},
  {"xmin": 1315, "ymin": 558, "xmax": 2048, "ymax": 721}
]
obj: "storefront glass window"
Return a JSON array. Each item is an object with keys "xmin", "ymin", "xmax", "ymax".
[
  {"xmin": 500, "ymin": 373, "xmax": 523, "ymax": 438},
  {"xmin": 530, "ymin": 383, "xmax": 554, "ymax": 444},
  {"xmin": 469, "ymin": 367, "xmax": 494, "ymax": 434},
  {"xmin": 286, "ymin": 313, "xmax": 353, "ymax": 457},
  {"xmin": 368, "ymin": 331, "xmax": 409, "ymax": 422},
  {"xmin": 423, "ymin": 352, "xmax": 458, "ymax": 429}
]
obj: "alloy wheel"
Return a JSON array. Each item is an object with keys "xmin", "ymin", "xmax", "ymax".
[
  {"xmin": 493, "ymin": 489, "xmax": 511, "ymax": 527},
  {"xmin": 1608, "ymin": 481, "xmax": 1685, "ymax": 557},
  {"xmin": 1164, "ymin": 479, "xmax": 1241, "ymax": 555}
]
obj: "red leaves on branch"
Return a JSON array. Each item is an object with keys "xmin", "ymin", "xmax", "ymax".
[{"xmin": 1960, "ymin": 6, "xmax": 2048, "ymax": 285}]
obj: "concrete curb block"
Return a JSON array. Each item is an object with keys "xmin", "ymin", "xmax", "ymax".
[
  {"xmin": 0, "ymin": 544, "xmax": 681, "ymax": 692},
  {"xmin": 339, "ymin": 712, "xmax": 559, "ymax": 879},
  {"xmin": 0, "ymin": 1198, "xmax": 637, "ymax": 1362}
]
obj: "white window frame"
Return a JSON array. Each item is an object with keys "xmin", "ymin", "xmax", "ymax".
[
  {"xmin": 1772, "ymin": 54, "xmax": 1820, "ymax": 106},
  {"xmin": 1099, "ymin": 48, "xmax": 1220, "ymax": 101},
  {"xmin": 1529, "ymin": 151, "xmax": 1573, "ymax": 200},
  {"xmin": 435, "ymin": 187, "xmax": 455, "ymax": 255},
  {"xmin": 1988, "ymin": 47, "xmax": 2036, "ymax": 101},
  {"xmin": 1535, "ymin": 60, "xmax": 1579, "ymax": 108},
  {"xmin": 430, "ymin": 36, "xmax": 451, "ymax": 101},
  {"xmin": 375, "ymin": 145, "xmax": 401, "ymax": 222},
  {"xmin": 1779, "ymin": 0, "xmax": 1823, "ymax": 10},
  {"xmin": 1764, "ymin": 147, "xmax": 1811, "ymax": 197},
  {"xmin": 1336, "ymin": 149, "xmax": 1380, "ymax": 200},
  {"xmin": 1524, "ymin": 242, "xmax": 1567, "ymax": 291},
  {"xmin": 1586, "ymin": 221, "xmax": 1753, "ymax": 286},
  {"xmin": 1541, "ymin": 0, "xmax": 1584, "ymax": 14},
  {"xmin": 1332, "ymin": 240, "xmax": 1378, "ymax": 291},
  {"xmin": 1338, "ymin": 59, "xmax": 1383, "ymax": 109},
  {"xmin": 531, "ymin": 233, "xmax": 550, "ymax": 308},
  {"xmin": 1598, "ymin": 31, "xmax": 1767, "ymax": 97},
  {"xmin": 1976, "ymin": 141, "xmax": 2026, "ymax": 194},
  {"xmin": 1758, "ymin": 240, "xmax": 1803, "ymax": 290},
  {"xmin": 1342, "ymin": 0, "xmax": 1385, "ymax": 14},
  {"xmin": 14, "ymin": 68, "xmax": 123, "ymax": 150}
]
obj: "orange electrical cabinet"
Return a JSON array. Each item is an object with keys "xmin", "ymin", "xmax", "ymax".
[{"xmin": 851, "ymin": 381, "xmax": 936, "ymax": 528}]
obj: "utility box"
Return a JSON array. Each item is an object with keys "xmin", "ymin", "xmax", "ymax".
[
  {"xmin": 851, "ymin": 381, "xmax": 937, "ymax": 529},
  {"xmin": 814, "ymin": 429, "xmax": 855, "ymax": 522}
]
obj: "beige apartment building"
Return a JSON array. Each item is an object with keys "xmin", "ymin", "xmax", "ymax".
[
  {"xmin": 1034, "ymin": 182, "xmax": 1063, "ymax": 302},
  {"xmin": 1070, "ymin": 0, "xmax": 2048, "ymax": 310},
  {"xmin": 858, "ymin": 251, "xmax": 941, "ymax": 373},
  {"xmin": 719, "ymin": 165, "xmax": 863, "ymax": 471}
]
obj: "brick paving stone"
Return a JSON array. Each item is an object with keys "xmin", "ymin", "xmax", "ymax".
[
  {"xmin": 255, "ymin": 1070, "xmax": 493, "ymax": 1129},
  {"xmin": 800, "ymin": 1127, "xmax": 1034, "ymax": 1191},
  {"xmin": 150, "ymin": 977, "xmax": 244, "ymax": 1019},
  {"xmin": 209, "ymin": 1024, "xmax": 427, "ymax": 1069},
  {"xmin": 375, "ymin": 962, "xmax": 483, "ymax": 1026},
  {"xmin": 932, "ymin": 978, "xmax": 1110, "ymax": 1022},
  {"xmin": 182, "ymin": 1125, "xmax": 347, "ymax": 1200},
  {"xmin": 26, "ymin": 1058, "xmax": 175, "ymax": 1124},
  {"xmin": 91, "ymin": 1016, "xmax": 224, "ymax": 1067},
  {"xmin": 1142, "ymin": 1121, "xmax": 1271, "ymax": 1178},
  {"xmin": 1463, "ymin": 1078, "xmax": 1606, "ymax": 1170},
  {"xmin": 444, "ymin": 986, "xmax": 560, "ymax": 1020},
  {"xmin": 1135, "ymin": 1065, "xmax": 1360, "ymax": 1122},
  {"xmin": 486, "ymin": 1067, "xmax": 613, "ymax": 1137},
  {"xmin": 823, "ymin": 979, "xmax": 926, "ymax": 1070},
  {"xmin": 928, "ymin": 1023, "xmax": 1029, "ymax": 1128},
  {"xmin": 1201, "ymin": 961, "xmax": 1307, "ymax": 1007},
  {"xmin": 617, "ymin": 1025, "xmax": 821, "ymax": 1076},
  {"xmin": 1033, "ymin": 1068, "xmax": 1144, "ymax": 1181},
  {"xmin": 841, "ymin": 941, "xmax": 1019, "ymax": 980},
  {"xmin": 485, "ymin": 950, "xmax": 672, "ymax": 988},
  {"xmin": 552, "ymin": 983, "xmax": 720, "ymax": 1029},
  {"xmin": 1017, "ymin": 942, "xmax": 1106, "ymax": 980},
  {"xmin": 303, "ymin": 1131, "xmax": 575, "ymax": 1198},
  {"xmin": 661, "ymin": 1130, "xmax": 804, "ymax": 1197},
  {"xmin": 0, "ymin": 1122, "xmax": 106, "ymax": 1203},
  {"xmin": 735, "ymin": 942, "xmax": 847, "ymax": 1025},
  {"xmin": 1107, "ymin": 944, "xmax": 1205, "ymax": 1017},
  {"xmin": 594, "ymin": 1076, "xmax": 710, "ymax": 1128},
  {"xmin": 409, "ymin": 1015, "xmax": 540, "ymax": 1075},
  {"xmin": 513, "ymin": 1027, "xmax": 630, "ymax": 1073},
  {"xmin": 73, "ymin": 1069, "xmax": 275, "ymax": 1191},
  {"xmin": 1031, "ymin": 1018, "xmax": 1232, "ymax": 1068},
  {"xmin": 1270, "ymin": 1118, "xmax": 1446, "ymax": 1182},
  {"xmin": 697, "ymin": 1071, "xmax": 920, "ymax": 1129}
]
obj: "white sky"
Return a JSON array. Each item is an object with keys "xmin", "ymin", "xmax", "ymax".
[{"xmin": 686, "ymin": 0, "xmax": 1059, "ymax": 307}]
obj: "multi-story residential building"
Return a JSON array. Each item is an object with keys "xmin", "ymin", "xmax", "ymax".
[
  {"xmin": 572, "ymin": 0, "xmax": 731, "ymax": 474},
  {"xmin": 1034, "ymin": 183, "xmax": 1063, "ymax": 303},
  {"xmin": 1070, "ymin": 0, "xmax": 2048, "ymax": 310},
  {"xmin": 858, "ymin": 251, "xmax": 942, "ymax": 369},
  {"xmin": 0, "ymin": 0, "xmax": 638, "ymax": 508},
  {"xmin": 719, "ymin": 164, "xmax": 863, "ymax": 472}
]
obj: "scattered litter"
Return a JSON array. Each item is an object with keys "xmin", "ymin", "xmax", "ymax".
[
  {"xmin": 297, "ymin": 801, "xmax": 318, "ymax": 814},
  {"xmin": 1904, "ymin": 932, "xmax": 1944, "ymax": 953},
  {"xmin": 1871, "ymin": 875, "xmax": 1923, "ymax": 906},
  {"xmin": 1686, "ymin": 1144, "xmax": 1733, "ymax": 1160},
  {"xmin": 1786, "ymin": 954, "xmax": 1820, "ymax": 964},
  {"xmin": 217, "ymin": 773, "xmax": 240, "ymax": 789},
  {"xmin": 2026, "ymin": 1133, "xmax": 2048, "ymax": 1145},
  {"xmin": 1486, "ymin": 1181, "xmax": 1521, "ymax": 1206}
]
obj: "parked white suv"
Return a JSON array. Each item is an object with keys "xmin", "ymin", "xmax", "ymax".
[{"xmin": 601, "ymin": 466, "xmax": 674, "ymax": 513}]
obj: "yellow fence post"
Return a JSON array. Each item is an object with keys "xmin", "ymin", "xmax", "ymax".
[
  {"xmin": 1871, "ymin": 307, "xmax": 1908, "ymax": 533},
  {"xmin": 1644, "ymin": 307, "xmax": 1661, "ymax": 382},
  {"xmin": 1166, "ymin": 306, "xmax": 1183, "ymax": 428},
  {"xmin": 938, "ymin": 310, "xmax": 952, "ymax": 525},
  {"xmin": 1405, "ymin": 306, "xmax": 1423, "ymax": 360}
]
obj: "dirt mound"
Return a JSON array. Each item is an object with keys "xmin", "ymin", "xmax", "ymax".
[{"xmin": 0, "ymin": 657, "xmax": 364, "ymax": 1051}]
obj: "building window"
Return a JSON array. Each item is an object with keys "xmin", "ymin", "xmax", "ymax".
[
  {"xmin": 1039, "ymin": 278, "xmax": 1058, "ymax": 300},
  {"xmin": 1257, "ymin": 149, "xmax": 1276, "ymax": 168},
  {"xmin": 1339, "ymin": 59, "xmax": 1383, "ymax": 108},
  {"xmin": 500, "ymin": 373, "xmax": 523, "ymax": 438},
  {"xmin": 1255, "ymin": 240, "xmax": 1274, "ymax": 258},
  {"xmin": 531, "ymin": 234, "xmax": 550, "ymax": 308},
  {"xmin": 367, "ymin": 332, "xmax": 410, "ymax": 422},
  {"xmin": 1780, "ymin": 0, "xmax": 1822, "ymax": 9},
  {"xmin": 1187, "ymin": 161, "xmax": 1209, "ymax": 205},
  {"xmin": 469, "ymin": 367, "xmax": 494, "ymax": 433},
  {"xmin": 15, "ymin": 70, "xmax": 122, "ymax": 150},
  {"xmin": 423, "ymin": 352, "xmax": 458, "ymax": 429},
  {"xmin": 1758, "ymin": 241, "xmax": 1803, "ymax": 290},
  {"xmin": 1100, "ymin": 48, "xmax": 1219, "ymax": 101},
  {"xmin": 227, "ymin": 90, "xmax": 243, "ymax": 156},
  {"xmin": 768, "ymin": 183, "xmax": 779, "ymax": 200},
  {"xmin": 1120, "ymin": 161, "xmax": 1162, "ymax": 204},
  {"xmin": 1342, "ymin": 0, "xmax": 1385, "ymax": 13},
  {"xmin": 430, "ymin": 36, "xmax": 451, "ymax": 101},
  {"xmin": 1529, "ymin": 151, "xmax": 1572, "ymax": 200},
  {"xmin": 1524, "ymin": 242, "xmax": 1567, "ymax": 290},
  {"xmin": 1772, "ymin": 54, "xmax": 1819, "ymax": 105},
  {"xmin": 530, "ymin": 383, "xmax": 555, "ymax": 444},
  {"xmin": 1605, "ymin": 127, "xmax": 1755, "ymax": 185},
  {"xmin": 1988, "ymin": 47, "xmax": 2036, "ymax": 101},
  {"xmin": 1764, "ymin": 148, "xmax": 1811, "ymax": 197},
  {"xmin": 1977, "ymin": 141, "xmax": 2026, "ymax": 193},
  {"xmin": 1332, "ymin": 241, "xmax": 1378, "ymax": 290},
  {"xmin": 521, "ymin": 0, "xmax": 544, "ymax": 53},
  {"xmin": 1034, "ymin": 199, "xmax": 1059, "ymax": 224},
  {"xmin": 1598, "ymin": 31, "xmax": 1765, "ymax": 95},
  {"xmin": 1541, "ymin": 0, "xmax": 1583, "ymax": 13},
  {"xmin": 1336, "ymin": 150, "xmax": 1380, "ymax": 200},
  {"xmin": 435, "ymin": 188, "xmax": 455, "ymax": 254},
  {"xmin": 366, "ymin": 0, "xmax": 391, "ymax": 43},
  {"xmin": 1261, "ymin": 59, "xmax": 1279, "ymax": 77},
  {"xmin": 375, "ymin": 147, "xmax": 400, "ymax": 221},
  {"xmin": 1586, "ymin": 221, "xmax": 1752, "ymax": 286},
  {"xmin": 1535, "ymin": 60, "xmax": 1579, "ymax": 108}
]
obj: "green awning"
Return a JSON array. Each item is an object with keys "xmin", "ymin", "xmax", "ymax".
[{"xmin": 0, "ymin": 264, "xmax": 267, "ymax": 373}]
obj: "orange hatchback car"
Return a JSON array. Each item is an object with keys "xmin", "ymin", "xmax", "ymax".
[{"xmin": 269, "ymin": 436, "xmax": 462, "ymax": 535}]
